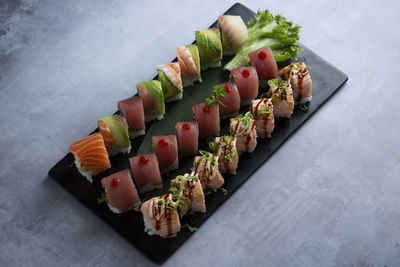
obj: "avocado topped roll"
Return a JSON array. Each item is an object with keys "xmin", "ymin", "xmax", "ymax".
[
  {"xmin": 195, "ymin": 28, "xmax": 223, "ymax": 69},
  {"xmin": 176, "ymin": 44, "xmax": 202, "ymax": 87},
  {"xmin": 137, "ymin": 80, "xmax": 165, "ymax": 121},
  {"xmin": 218, "ymin": 15, "xmax": 248, "ymax": 56},
  {"xmin": 157, "ymin": 62, "xmax": 183, "ymax": 102},
  {"xmin": 98, "ymin": 114, "xmax": 131, "ymax": 156}
]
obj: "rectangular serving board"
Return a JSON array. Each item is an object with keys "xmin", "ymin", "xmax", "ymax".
[{"xmin": 48, "ymin": 3, "xmax": 348, "ymax": 264}]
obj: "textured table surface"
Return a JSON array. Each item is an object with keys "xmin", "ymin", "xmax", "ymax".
[{"xmin": 1, "ymin": 1, "xmax": 399, "ymax": 266}]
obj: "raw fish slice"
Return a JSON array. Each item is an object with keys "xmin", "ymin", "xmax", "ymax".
[
  {"xmin": 230, "ymin": 66, "xmax": 259, "ymax": 105},
  {"xmin": 217, "ymin": 82, "xmax": 241, "ymax": 118},
  {"xmin": 248, "ymin": 46, "xmax": 278, "ymax": 86},
  {"xmin": 269, "ymin": 79, "xmax": 294, "ymax": 118},
  {"xmin": 192, "ymin": 103, "xmax": 220, "ymax": 138},
  {"xmin": 141, "ymin": 193, "xmax": 181, "ymax": 238},
  {"xmin": 118, "ymin": 96, "xmax": 146, "ymax": 137},
  {"xmin": 69, "ymin": 133, "xmax": 111, "ymax": 182},
  {"xmin": 175, "ymin": 121, "xmax": 199, "ymax": 156},
  {"xmin": 157, "ymin": 63, "xmax": 183, "ymax": 102},
  {"xmin": 129, "ymin": 153, "xmax": 162, "ymax": 193},
  {"xmin": 192, "ymin": 152, "xmax": 224, "ymax": 192},
  {"xmin": 101, "ymin": 169, "xmax": 140, "ymax": 213},
  {"xmin": 170, "ymin": 173, "xmax": 206, "ymax": 218},
  {"xmin": 230, "ymin": 112, "xmax": 257, "ymax": 154},
  {"xmin": 250, "ymin": 98, "xmax": 275, "ymax": 138},
  {"xmin": 218, "ymin": 15, "xmax": 248, "ymax": 55},
  {"xmin": 279, "ymin": 62, "xmax": 312, "ymax": 103},
  {"xmin": 152, "ymin": 135, "xmax": 179, "ymax": 172},
  {"xmin": 137, "ymin": 80, "xmax": 165, "ymax": 121},
  {"xmin": 98, "ymin": 121, "xmax": 115, "ymax": 151},
  {"xmin": 176, "ymin": 46, "xmax": 199, "ymax": 77},
  {"xmin": 213, "ymin": 136, "xmax": 239, "ymax": 175}
]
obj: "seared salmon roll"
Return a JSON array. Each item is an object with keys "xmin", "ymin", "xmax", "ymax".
[
  {"xmin": 230, "ymin": 112, "xmax": 257, "ymax": 154},
  {"xmin": 250, "ymin": 98, "xmax": 275, "ymax": 138},
  {"xmin": 279, "ymin": 62, "xmax": 312, "ymax": 104},
  {"xmin": 192, "ymin": 151, "xmax": 225, "ymax": 192},
  {"xmin": 212, "ymin": 135, "xmax": 239, "ymax": 175},
  {"xmin": 268, "ymin": 78, "xmax": 294, "ymax": 118}
]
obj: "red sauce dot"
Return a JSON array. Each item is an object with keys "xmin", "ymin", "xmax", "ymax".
[
  {"xmin": 139, "ymin": 155, "xmax": 149, "ymax": 165},
  {"xmin": 224, "ymin": 85, "xmax": 231, "ymax": 94},
  {"xmin": 241, "ymin": 69, "xmax": 250, "ymax": 78},
  {"xmin": 258, "ymin": 51, "xmax": 267, "ymax": 60},
  {"xmin": 203, "ymin": 105, "xmax": 212, "ymax": 113},
  {"xmin": 111, "ymin": 178, "xmax": 119, "ymax": 187},
  {"xmin": 158, "ymin": 139, "xmax": 169, "ymax": 147},
  {"xmin": 182, "ymin": 122, "xmax": 191, "ymax": 131}
]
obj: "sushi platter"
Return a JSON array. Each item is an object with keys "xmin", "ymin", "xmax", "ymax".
[{"xmin": 48, "ymin": 3, "xmax": 348, "ymax": 264}]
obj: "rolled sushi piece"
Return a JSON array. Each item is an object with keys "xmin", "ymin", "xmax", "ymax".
[
  {"xmin": 129, "ymin": 152, "xmax": 162, "ymax": 193},
  {"xmin": 176, "ymin": 44, "xmax": 202, "ymax": 87},
  {"xmin": 157, "ymin": 62, "xmax": 183, "ymax": 102},
  {"xmin": 230, "ymin": 112, "xmax": 257, "ymax": 154},
  {"xmin": 217, "ymin": 82, "xmax": 241, "ymax": 119},
  {"xmin": 192, "ymin": 151, "xmax": 225, "ymax": 192},
  {"xmin": 230, "ymin": 66, "xmax": 259, "ymax": 105},
  {"xmin": 152, "ymin": 135, "xmax": 179, "ymax": 172},
  {"xmin": 218, "ymin": 15, "xmax": 248, "ymax": 56},
  {"xmin": 141, "ymin": 193, "xmax": 181, "ymax": 238},
  {"xmin": 192, "ymin": 103, "xmax": 220, "ymax": 138},
  {"xmin": 98, "ymin": 114, "xmax": 131, "ymax": 156},
  {"xmin": 248, "ymin": 46, "xmax": 278, "ymax": 87},
  {"xmin": 250, "ymin": 98, "xmax": 275, "ymax": 138},
  {"xmin": 175, "ymin": 121, "xmax": 199, "ymax": 156},
  {"xmin": 69, "ymin": 133, "xmax": 111, "ymax": 182},
  {"xmin": 195, "ymin": 28, "xmax": 223, "ymax": 69},
  {"xmin": 137, "ymin": 80, "xmax": 165, "ymax": 121},
  {"xmin": 278, "ymin": 62, "xmax": 312, "ymax": 104},
  {"xmin": 100, "ymin": 169, "xmax": 140, "ymax": 213},
  {"xmin": 212, "ymin": 135, "xmax": 239, "ymax": 175},
  {"xmin": 117, "ymin": 96, "xmax": 146, "ymax": 138},
  {"xmin": 170, "ymin": 173, "xmax": 206, "ymax": 218},
  {"xmin": 268, "ymin": 78, "xmax": 294, "ymax": 118}
]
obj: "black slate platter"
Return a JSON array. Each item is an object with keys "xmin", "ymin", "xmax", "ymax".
[{"xmin": 48, "ymin": 2, "xmax": 348, "ymax": 264}]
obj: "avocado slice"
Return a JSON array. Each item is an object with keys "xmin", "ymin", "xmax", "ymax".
[
  {"xmin": 157, "ymin": 66, "xmax": 182, "ymax": 100},
  {"xmin": 98, "ymin": 115, "xmax": 130, "ymax": 149},
  {"xmin": 185, "ymin": 44, "xmax": 201, "ymax": 75},
  {"xmin": 220, "ymin": 29, "xmax": 230, "ymax": 49},
  {"xmin": 195, "ymin": 28, "xmax": 223, "ymax": 66},
  {"xmin": 137, "ymin": 80, "xmax": 165, "ymax": 116}
]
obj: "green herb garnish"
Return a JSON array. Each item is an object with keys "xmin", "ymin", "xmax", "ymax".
[
  {"xmin": 268, "ymin": 78, "xmax": 281, "ymax": 88},
  {"xmin": 97, "ymin": 191, "xmax": 107, "ymax": 205},
  {"xmin": 224, "ymin": 154, "xmax": 233, "ymax": 162},
  {"xmin": 205, "ymin": 85, "xmax": 226, "ymax": 106},
  {"xmin": 183, "ymin": 223, "xmax": 198, "ymax": 232},
  {"xmin": 218, "ymin": 188, "xmax": 228, "ymax": 195},
  {"xmin": 299, "ymin": 103, "xmax": 309, "ymax": 111},
  {"xmin": 208, "ymin": 141, "xmax": 215, "ymax": 152}
]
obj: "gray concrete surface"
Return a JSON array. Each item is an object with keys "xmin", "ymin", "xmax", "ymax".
[{"xmin": 1, "ymin": 0, "xmax": 400, "ymax": 266}]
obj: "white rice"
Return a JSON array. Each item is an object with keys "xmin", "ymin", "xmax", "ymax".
[
  {"xmin": 165, "ymin": 92, "xmax": 183, "ymax": 102},
  {"xmin": 75, "ymin": 159, "xmax": 93, "ymax": 183},
  {"xmin": 145, "ymin": 113, "xmax": 164, "ymax": 122},
  {"xmin": 129, "ymin": 129, "xmax": 145, "ymax": 138},
  {"xmin": 182, "ymin": 75, "xmax": 202, "ymax": 87},
  {"xmin": 109, "ymin": 144, "xmax": 131, "ymax": 156},
  {"xmin": 143, "ymin": 216, "xmax": 155, "ymax": 236},
  {"xmin": 107, "ymin": 203, "xmax": 121, "ymax": 214},
  {"xmin": 201, "ymin": 61, "xmax": 221, "ymax": 70}
]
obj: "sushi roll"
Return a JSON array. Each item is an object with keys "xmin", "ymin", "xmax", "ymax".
[
  {"xmin": 69, "ymin": 133, "xmax": 111, "ymax": 182},
  {"xmin": 195, "ymin": 28, "xmax": 223, "ymax": 69},
  {"xmin": 101, "ymin": 169, "xmax": 140, "ymax": 213},
  {"xmin": 152, "ymin": 135, "xmax": 179, "ymax": 172},
  {"xmin": 117, "ymin": 96, "xmax": 146, "ymax": 138},
  {"xmin": 98, "ymin": 114, "xmax": 131, "ymax": 156},
  {"xmin": 250, "ymin": 98, "xmax": 275, "ymax": 138},
  {"xmin": 192, "ymin": 103, "xmax": 220, "ymax": 138},
  {"xmin": 218, "ymin": 15, "xmax": 248, "ymax": 56},
  {"xmin": 230, "ymin": 112, "xmax": 257, "ymax": 154},
  {"xmin": 175, "ymin": 121, "xmax": 199, "ymax": 156},
  {"xmin": 230, "ymin": 66, "xmax": 259, "ymax": 105},
  {"xmin": 212, "ymin": 135, "xmax": 239, "ymax": 175},
  {"xmin": 248, "ymin": 46, "xmax": 278, "ymax": 87},
  {"xmin": 141, "ymin": 193, "xmax": 181, "ymax": 238},
  {"xmin": 192, "ymin": 151, "xmax": 225, "ymax": 192},
  {"xmin": 279, "ymin": 62, "xmax": 312, "ymax": 103},
  {"xmin": 157, "ymin": 62, "xmax": 183, "ymax": 102},
  {"xmin": 268, "ymin": 78, "xmax": 294, "ymax": 118},
  {"xmin": 176, "ymin": 45, "xmax": 202, "ymax": 87},
  {"xmin": 129, "ymin": 153, "xmax": 162, "ymax": 193},
  {"xmin": 137, "ymin": 80, "xmax": 165, "ymax": 121},
  {"xmin": 170, "ymin": 173, "xmax": 206, "ymax": 217},
  {"xmin": 216, "ymin": 82, "xmax": 241, "ymax": 119}
]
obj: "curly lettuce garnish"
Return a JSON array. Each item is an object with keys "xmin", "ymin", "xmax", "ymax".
[{"xmin": 224, "ymin": 9, "xmax": 301, "ymax": 71}]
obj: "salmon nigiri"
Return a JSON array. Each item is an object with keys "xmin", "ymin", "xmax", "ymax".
[{"xmin": 69, "ymin": 133, "xmax": 111, "ymax": 182}]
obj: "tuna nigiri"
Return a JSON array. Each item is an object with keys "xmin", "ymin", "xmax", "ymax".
[
  {"xmin": 268, "ymin": 78, "xmax": 294, "ymax": 118},
  {"xmin": 217, "ymin": 82, "xmax": 241, "ymax": 118},
  {"xmin": 157, "ymin": 63, "xmax": 183, "ymax": 102},
  {"xmin": 137, "ymin": 80, "xmax": 165, "ymax": 121},
  {"xmin": 230, "ymin": 112, "xmax": 257, "ymax": 154},
  {"xmin": 69, "ymin": 133, "xmax": 111, "ymax": 182},
  {"xmin": 230, "ymin": 66, "xmax": 259, "ymax": 105},
  {"xmin": 250, "ymin": 98, "xmax": 275, "ymax": 138},
  {"xmin": 192, "ymin": 103, "xmax": 220, "ymax": 138},
  {"xmin": 117, "ymin": 96, "xmax": 146, "ymax": 138},
  {"xmin": 192, "ymin": 151, "xmax": 224, "ymax": 192},
  {"xmin": 129, "ymin": 153, "xmax": 162, "ymax": 193},
  {"xmin": 212, "ymin": 135, "xmax": 239, "ymax": 175},
  {"xmin": 152, "ymin": 135, "xmax": 179, "ymax": 172},
  {"xmin": 98, "ymin": 114, "xmax": 131, "ymax": 156},
  {"xmin": 176, "ymin": 45, "xmax": 202, "ymax": 87},
  {"xmin": 100, "ymin": 169, "xmax": 140, "ymax": 213},
  {"xmin": 218, "ymin": 15, "xmax": 248, "ymax": 55},
  {"xmin": 248, "ymin": 46, "xmax": 278, "ymax": 87},
  {"xmin": 175, "ymin": 121, "xmax": 199, "ymax": 156},
  {"xmin": 279, "ymin": 62, "xmax": 312, "ymax": 103}
]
